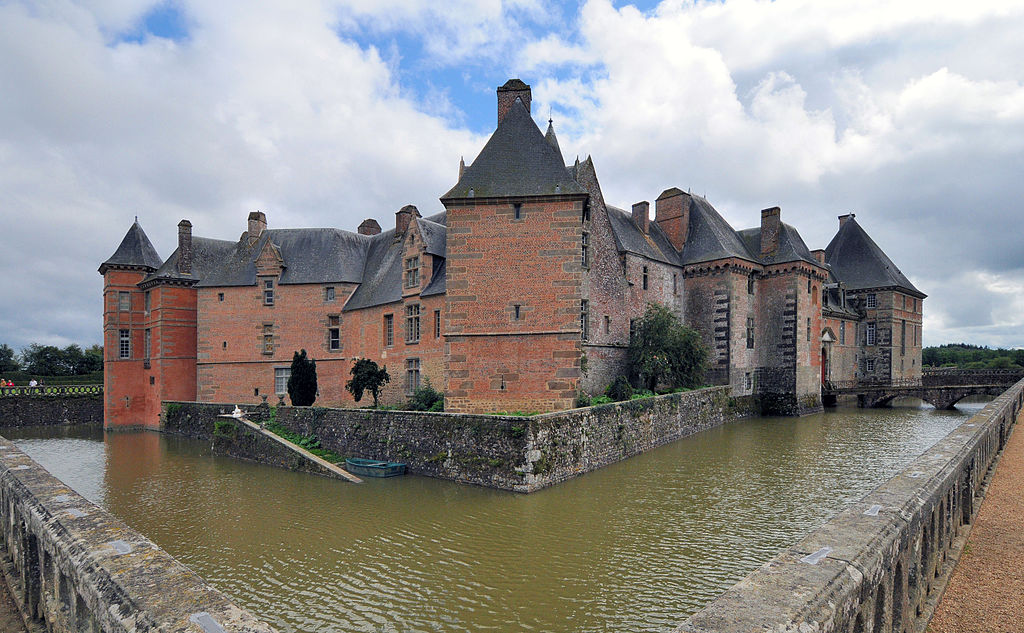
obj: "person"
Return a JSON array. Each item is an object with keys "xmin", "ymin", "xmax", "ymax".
[{"xmin": 29, "ymin": 379, "xmax": 37, "ymax": 387}]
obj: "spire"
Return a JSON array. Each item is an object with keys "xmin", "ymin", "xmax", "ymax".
[
  {"xmin": 99, "ymin": 220, "xmax": 163, "ymax": 275},
  {"xmin": 544, "ymin": 118, "xmax": 563, "ymax": 163},
  {"xmin": 459, "ymin": 156, "xmax": 465, "ymax": 180}
]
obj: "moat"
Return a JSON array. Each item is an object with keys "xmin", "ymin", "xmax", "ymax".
[{"xmin": 5, "ymin": 402, "xmax": 986, "ymax": 633}]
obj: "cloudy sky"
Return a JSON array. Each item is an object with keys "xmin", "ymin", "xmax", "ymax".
[{"xmin": 2, "ymin": 0, "xmax": 1022, "ymax": 353}]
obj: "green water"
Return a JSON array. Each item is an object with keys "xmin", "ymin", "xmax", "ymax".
[{"xmin": 3, "ymin": 402, "xmax": 984, "ymax": 633}]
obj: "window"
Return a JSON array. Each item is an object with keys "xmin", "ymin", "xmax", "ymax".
[
  {"xmin": 673, "ymin": 274, "xmax": 678, "ymax": 295},
  {"xmin": 325, "ymin": 286, "xmax": 335, "ymax": 302},
  {"xmin": 866, "ymin": 322, "xmax": 876, "ymax": 346},
  {"xmin": 604, "ymin": 315, "xmax": 611, "ymax": 334},
  {"xmin": 806, "ymin": 317, "xmax": 811, "ymax": 341},
  {"xmin": 823, "ymin": 291, "xmax": 829, "ymax": 307},
  {"xmin": 807, "ymin": 279, "xmax": 812, "ymax": 294},
  {"xmin": 218, "ymin": 292, "xmax": 224, "ymax": 302},
  {"xmin": 642, "ymin": 266, "xmax": 649, "ymax": 290},
  {"xmin": 866, "ymin": 293, "xmax": 876, "ymax": 309},
  {"xmin": 840, "ymin": 321, "xmax": 846, "ymax": 345},
  {"xmin": 902, "ymin": 295, "xmax": 906, "ymax": 310},
  {"xmin": 744, "ymin": 372, "xmax": 753, "ymax": 391},
  {"xmin": 263, "ymin": 324, "xmax": 274, "ymax": 355},
  {"xmin": 865, "ymin": 358, "xmax": 875, "ymax": 372},
  {"xmin": 900, "ymin": 320, "xmax": 906, "ymax": 355},
  {"xmin": 328, "ymin": 316, "xmax": 340, "ymax": 351},
  {"xmin": 404, "ymin": 257, "xmax": 420, "ymax": 289},
  {"xmin": 514, "ymin": 203, "xmax": 522, "ymax": 220},
  {"xmin": 915, "ymin": 325, "xmax": 919, "ymax": 346},
  {"xmin": 144, "ymin": 328, "xmax": 151, "ymax": 360},
  {"xmin": 513, "ymin": 305, "xmax": 521, "ymax": 321},
  {"xmin": 581, "ymin": 232, "xmax": 589, "ymax": 269},
  {"xmin": 119, "ymin": 329, "xmax": 130, "ymax": 359},
  {"xmin": 263, "ymin": 279, "xmax": 275, "ymax": 305},
  {"xmin": 405, "ymin": 304, "xmax": 421, "ymax": 343},
  {"xmin": 384, "ymin": 314, "xmax": 394, "ymax": 346},
  {"xmin": 118, "ymin": 291, "xmax": 130, "ymax": 312},
  {"xmin": 581, "ymin": 203, "xmax": 590, "ymax": 222},
  {"xmin": 912, "ymin": 298, "xmax": 917, "ymax": 312},
  {"xmin": 434, "ymin": 310, "xmax": 441, "ymax": 338},
  {"xmin": 629, "ymin": 319, "xmax": 636, "ymax": 341},
  {"xmin": 144, "ymin": 291, "xmax": 151, "ymax": 314},
  {"xmin": 746, "ymin": 317, "xmax": 755, "ymax": 349},
  {"xmin": 747, "ymin": 275, "xmax": 755, "ymax": 294},
  {"xmin": 406, "ymin": 358, "xmax": 420, "ymax": 394},
  {"xmin": 274, "ymin": 368, "xmax": 291, "ymax": 395},
  {"xmin": 580, "ymin": 300, "xmax": 589, "ymax": 341}
]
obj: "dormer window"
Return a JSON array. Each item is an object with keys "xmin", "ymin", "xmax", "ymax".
[
  {"xmin": 866, "ymin": 293, "xmax": 876, "ymax": 309},
  {"xmin": 405, "ymin": 256, "xmax": 420, "ymax": 288},
  {"xmin": 263, "ymin": 279, "xmax": 275, "ymax": 306}
]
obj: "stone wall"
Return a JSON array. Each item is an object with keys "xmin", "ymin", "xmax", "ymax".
[
  {"xmin": 922, "ymin": 367, "xmax": 1024, "ymax": 387},
  {"xmin": 0, "ymin": 394, "xmax": 102, "ymax": 428},
  {"xmin": 0, "ymin": 435, "xmax": 274, "ymax": 632},
  {"xmin": 162, "ymin": 386, "xmax": 739, "ymax": 493},
  {"xmin": 679, "ymin": 377, "xmax": 1024, "ymax": 633}
]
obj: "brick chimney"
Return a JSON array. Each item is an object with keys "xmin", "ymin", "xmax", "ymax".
[
  {"xmin": 247, "ymin": 211, "xmax": 267, "ymax": 244},
  {"xmin": 395, "ymin": 205, "xmax": 420, "ymax": 236},
  {"xmin": 655, "ymin": 188, "xmax": 690, "ymax": 252},
  {"xmin": 497, "ymin": 79, "xmax": 531, "ymax": 125},
  {"xmin": 631, "ymin": 201, "xmax": 650, "ymax": 234},
  {"xmin": 811, "ymin": 248, "xmax": 826, "ymax": 265},
  {"xmin": 760, "ymin": 207, "xmax": 781, "ymax": 257},
  {"xmin": 838, "ymin": 213, "xmax": 856, "ymax": 228},
  {"xmin": 358, "ymin": 219, "xmax": 381, "ymax": 236},
  {"xmin": 177, "ymin": 219, "xmax": 192, "ymax": 275}
]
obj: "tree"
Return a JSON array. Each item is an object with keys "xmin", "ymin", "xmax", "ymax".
[
  {"xmin": 286, "ymin": 349, "xmax": 318, "ymax": 406},
  {"xmin": 628, "ymin": 303, "xmax": 708, "ymax": 391},
  {"xmin": 346, "ymin": 358, "xmax": 390, "ymax": 408},
  {"xmin": 0, "ymin": 344, "xmax": 18, "ymax": 373},
  {"xmin": 405, "ymin": 378, "xmax": 443, "ymax": 411},
  {"xmin": 20, "ymin": 344, "xmax": 68, "ymax": 376}
]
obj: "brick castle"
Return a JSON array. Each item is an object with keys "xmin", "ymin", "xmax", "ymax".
[{"xmin": 100, "ymin": 79, "xmax": 925, "ymax": 428}]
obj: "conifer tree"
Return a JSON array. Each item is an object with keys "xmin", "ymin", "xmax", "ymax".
[{"xmin": 287, "ymin": 349, "xmax": 318, "ymax": 406}]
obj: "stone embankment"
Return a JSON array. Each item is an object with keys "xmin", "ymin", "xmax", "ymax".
[
  {"xmin": 678, "ymin": 377, "xmax": 1024, "ymax": 633},
  {"xmin": 0, "ymin": 435, "xmax": 275, "ymax": 633},
  {"xmin": 163, "ymin": 386, "xmax": 746, "ymax": 492},
  {"xmin": 0, "ymin": 387, "xmax": 102, "ymax": 428}
]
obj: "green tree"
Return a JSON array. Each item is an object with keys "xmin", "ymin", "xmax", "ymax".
[
  {"xmin": 0, "ymin": 344, "xmax": 19, "ymax": 373},
  {"xmin": 286, "ymin": 349, "xmax": 318, "ymax": 406},
  {"xmin": 20, "ymin": 344, "xmax": 68, "ymax": 376},
  {"xmin": 628, "ymin": 303, "xmax": 708, "ymax": 391},
  {"xmin": 346, "ymin": 358, "xmax": 391, "ymax": 408},
  {"xmin": 81, "ymin": 345, "xmax": 104, "ymax": 373},
  {"xmin": 405, "ymin": 378, "xmax": 443, "ymax": 411}
]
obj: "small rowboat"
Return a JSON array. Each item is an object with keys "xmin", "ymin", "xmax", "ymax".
[{"xmin": 345, "ymin": 457, "xmax": 407, "ymax": 478}]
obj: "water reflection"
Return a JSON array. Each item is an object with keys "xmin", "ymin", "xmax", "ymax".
[{"xmin": 5, "ymin": 402, "xmax": 985, "ymax": 633}]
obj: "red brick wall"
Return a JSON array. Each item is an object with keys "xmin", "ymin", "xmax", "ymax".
[
  {"xmin": 102, "ymin": 269, "xmax": 155, "ymax": 428},
  {"xmin": 443, "ymin": 196, "xmax": 586, "ymax": 413}
]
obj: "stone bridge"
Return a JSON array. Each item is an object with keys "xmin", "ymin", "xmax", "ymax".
[{"xmin": 824, "ymin": 368, "xmax": 1024, "ymax": 409}]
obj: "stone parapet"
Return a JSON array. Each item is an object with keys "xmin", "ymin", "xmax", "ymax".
[
  {"xmin": 0, "ymin": 394, "xmax": 102, "ymax": 428},
  {"xmin": 0, "ymin": 436, "xmax": 275, "ymax": 632},
  {"xmin": 679, "ymin": 378, "xmax": 1024, "ymax": 633}
]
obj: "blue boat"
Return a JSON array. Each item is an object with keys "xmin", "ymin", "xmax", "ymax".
[{"xmin": 345, "ymin": 457, "xmax": 407, "ymax": 478}]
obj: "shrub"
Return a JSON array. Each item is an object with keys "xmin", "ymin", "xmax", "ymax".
[
  {"xmin": 575, "ymin": 392, "xmax": 592, "ymax": 408},
  {"xmin": 628, "ymin": 303, "xmax": 708, "ymax": 391},
  {"xmin": 606, "ymin": 375, "xmax": 634, "ymax": 401},
  {"xmin": 346, "ymin": 358, "xmax": 390, "ymax": 408},
  {"xmin": 406, "ymin": 378, "xmax": 443, "ymax": 411},
  {"xmin": 287, "ymin": 349, "xmax": 318, "ymax": 406}
]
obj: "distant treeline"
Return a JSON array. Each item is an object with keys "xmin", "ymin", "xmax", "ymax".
[
  {"xmin": 0, "ymin": 343, "xmax": 103, "ymax": 383},
  {"xmin": 923, "ymin": 343, "xmax": 1024, "ymax": 369}
]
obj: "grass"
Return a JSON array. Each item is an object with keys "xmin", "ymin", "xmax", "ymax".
[{"xmin": 263, "ymin": 421, "xmax": 345, "ymax": 465}]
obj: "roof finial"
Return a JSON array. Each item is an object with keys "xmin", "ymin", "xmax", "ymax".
[{"xmin": 134, "ymin": 215, "xmax": 138, "ymax": 223}]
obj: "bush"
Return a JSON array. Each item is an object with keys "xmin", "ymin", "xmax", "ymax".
[
  {"xmin": 605, "ymin": 376, "xmax": 634, "ymax": 401},
  {"xmin": 628, "ymin": 303, "xmax": 708, "ymax": 391},
  {"xmin": 346, "ymin": 358, "xmax": 390, "ymax": 408},
  {"xmin": 575, "ymin": 392, "xmax": 592, "ymax": 408},
  {"xmin": 406, "ymin": 378, "xmax": 443, "ymax": 411},
  {"xmin": 287, "ymin": 349, "xmax": 318, "ymax": 406}
]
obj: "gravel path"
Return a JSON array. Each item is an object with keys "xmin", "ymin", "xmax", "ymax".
[{"xmin": 928, "ymin": 409, "xmax": 1024, "ymax": 633}]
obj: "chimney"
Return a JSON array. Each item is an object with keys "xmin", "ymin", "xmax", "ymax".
[
  {"xmin": 395, "ymin": 205, "xmax": 420, "ymax": 236},
  {"xmin": 760, "ymin": 207, "xmax": 781, "ymax": 257},
  {"xmin": 358, "ymin": 219, "xmax": 381, "ymax": 236},
  {"xmin": 497, "ymin": 79, "xmax": 531, "ymax": 124},
  {"xmin": 177, "ymin": 219, "xmax": 192, "ymax": 275},
  {"xmin": 655, "ymin": 188, "xmax": 690, "ymax": 252},
  {"xmin": 811, "ymin": 249, "xmax": 826, "ymax": 265},
  {"xmin": 631, "ymin": 201, "xmax": 650, "ymax": 234},
  {"xmin": 247, "ymin": 211, "xmax": 267, "ymax": 243},
  {"xmin": 838, "ymin": 213, "xmax": 856, "ymax": 228}
]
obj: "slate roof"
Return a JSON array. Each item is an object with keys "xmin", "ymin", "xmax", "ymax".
[
  {"xmin": 441, "ymin": 98, "xmax": 585, "ymax": 199},
  {"xmin": 195, "ymin": 228, "xmax": 372, "ymax": 287},
  {"xmin": 680, "ymin": 196, "xmax": 758, "ymax": 265},
  {"xmin": 824, "ymin": 217, "xmax": 925, "ymax": 298},
  {"xmin": 99, "ymin": 221, "xmax": 163, "ymax": 274},
  {"xmin": 606, "ymin": 206, "xmax": 681, "ymax": 266},
  {"xmin": 736, "ymin": 222, "xmax": 820, "ymax": 267},
  {"xmin": 141, "ymin": 237, "xmax": 237, "ymax": 286},
  {"xmin": 343, "ymin": 212, "xmax": 447, "ymax": 311}
]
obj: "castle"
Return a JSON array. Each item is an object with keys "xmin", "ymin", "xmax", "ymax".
[{"xmin": 100, "ymin": 79, "xmax": 925, "ymax": 428}]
